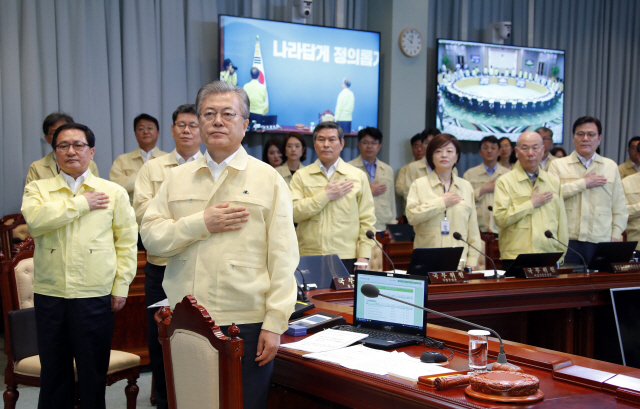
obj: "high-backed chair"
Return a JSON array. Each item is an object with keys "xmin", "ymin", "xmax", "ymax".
[
  {"xmin": 1, "ymin": 237, "xmax": 141, "ymax": 409},
  {"xmin": 157, "ymin": 295, "xmax": 243, "ymax": 409},
  {"xmin": 1, "ymin": 214, "xmax": 30, "ymax": 261}
]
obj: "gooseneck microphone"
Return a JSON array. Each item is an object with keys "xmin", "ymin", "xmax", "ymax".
[
  {"xmin": 453, "ymin": 232, "xmax": 499, "ymax": 279},
  {"xmin": 366, "ymin": 230, "xmax": 396, "ymax": 274},
  {"xmin": 295, "ymin": 268, "xmax": 310, "ymax": 302},
  {"xmin": 361, "ymin": 284, "xmax": 516, "ymax": 369},
  {"xmin": 544, "ymin": 230, "xmax": 588, "ymax": 273}
]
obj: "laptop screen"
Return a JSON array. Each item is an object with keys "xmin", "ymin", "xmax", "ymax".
[{"xmin": 354, "ymin": 271, "xmax": 428, "ymax": 335}]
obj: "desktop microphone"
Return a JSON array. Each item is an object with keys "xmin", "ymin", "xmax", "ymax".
[
  {"xmin": 295, "ymin": 268, "xmax": 310, "ymax": 302},
  {"xmin": 452, "ymin": 232, "xmax": 499, "ymax": 279},
  {"xmin": 544, "ymin": 230, "xmax": 588, "ymax": 273},
  {"xmin": 361, "ymin": 284, "xmax": 517, "ymax": 370},
  {"xmin": 366, "ymin": 230, "xmax": 396, "ymax": 273},
  {"xmin": 488, "ymin": 206, "xmax": 493, "ymax": 211}
]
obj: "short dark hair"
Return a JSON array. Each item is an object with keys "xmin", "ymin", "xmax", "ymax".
[
  {"xmin": 134, "ymin": 113, "xmax": 159, "ymax": 132},
  {"xmin": 262, "ymin": 138, "xmax": 283, "ymax": 164},
  {"xmin": 426, "ymin": 133, "xmax": 460, "ymax": 170},
  {"xmin": 51, "ymin": 122, "xmax": 95, "ymax": 149},
  {"xmin": 223, "ymin": 58, "xmax": 233, "ymax": 70},
  {"xmin": 410, "ymin": 133, "xmax": 424, "ymax": 146},
  {"xmin": 313, "ymin": 121, "xmax": 344, "ymax": 141},
  {"xmin": 282, "ymin": 132, "xmax": 307, "ymax": 162},
  {"xmin": 422, "ymin": 127, "xmax": 441, "ymax": 139},
  {"xmin": 479, "ymin": 135, "xmax": 499, "ymax": 150},
  {"xmin": 535, "ymin": 126, "xmax": 553, "ymax": 137},
  {"xmin": 343, "ymin": 78, "xmax": 351, "ymax": 88},
  {"xmin": 357, "ymin": 127, "xmax": 383, "ymax": 143},
  {"xmin": 498, "ymin": 137, "xmax": 517, "ymax": 164},
  {"xmin": 572, "ymin": 116, "xmax": 602, "ymax": 135},
  {"xmin": 250, "ymin": 67, "xmax": 260, "ymax": 79},
  {"xmin": 172, "ymin": 104, "xmax": 197, "ymax": 124},
  {"xmin": 43, "ymin": 112, "xmax": 74, "ymax": 135},
  {"xmin": 550, "ymin": 147, "xmax": 568, "ymax": 157},
  {"xmin": 628, "ymin": 136, "xmax": 640, "ymax": 149}
]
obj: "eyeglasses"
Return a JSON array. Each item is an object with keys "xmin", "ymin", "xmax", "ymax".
[
  {"xmin": 359, "ymin": 141, "xmax": 380, "ymax": 146},
  {"xmin": 56, "ymin": 142, "xmax": 90, "ymax": 152},
  {"xmin": 575, "ymin": 132, "xmax": 599, "ymax": 139},
  {"xmin": 174, "ymin": 122, "xmax": 199, "ymax": 131},
  {"xmin": 202, "ymin": 111, "xmax": 238, "ymax": 123}
]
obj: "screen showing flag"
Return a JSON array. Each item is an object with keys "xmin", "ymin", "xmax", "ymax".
[{"xmin": 219, "ymin": 15, "xmax": 380, "ymax": 132}]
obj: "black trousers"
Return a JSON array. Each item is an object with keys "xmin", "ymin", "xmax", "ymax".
[
  {"xmin": 34, "ymin": 294, "xmax": 113, "ymax": 409},
  {"xmin": 220, "ymin": 323, "xmax": 273, "ymax": 409},
  {"xmin": 341, "ymin": 258, "xmax": 356, "ymax": 274},
  {"xmin": 144, "ymin": 262, "xmax": 168, "ymax": 409}
]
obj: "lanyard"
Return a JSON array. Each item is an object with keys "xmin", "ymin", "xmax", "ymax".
[{"xmin": 441, "ymin": 178, "xmax": 453, "ymax": 220}]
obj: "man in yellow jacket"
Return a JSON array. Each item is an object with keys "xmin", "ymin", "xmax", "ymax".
[
  {"xmin": 335, "ymin": 78, "xmax": 354, "ymax": 133},
  {"xmin": 141, "ymin": 81, "xmax": 297, "ymax": 409},
  {"xmin": 26, "ymin": 112, "xmax": 99, "ymax": 185},
  {"xmin": 132, "ymin": 103, "xmax": 201, "ymax": 409},
  {"xmin": 622, "ymin": 141, "xmax": 640, "ymax": 250},
  {"xmin": 535, "ymin": 126, "xmax": 558, "ymax": 171},
  {"xmin": 22, "ymin": 123, "xmax": 137, "ymax": 408},
  {"xmin": 110, "ymin": 113, "xmax": 167, "ymax": 205},
  {"xmin": 618, "ymin": 136, "xmax": 640, "ymax": 179},
  {"xmin": 494, "ymin": 131, "xmax": 568, "ymax": 271},
  {"xmin": 548, "ymin": 116, "xmax": 628, "ymax": 264},
  {"xmin": 348, "ymin": 127, "xmax": 396, "ymax": 231},
  {"xmin": 290, "ymin": 121, "xmax": 376, "ymax": 273}
]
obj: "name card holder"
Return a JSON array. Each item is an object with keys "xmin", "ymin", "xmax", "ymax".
[
  {"xmin": 331, "ymin": 276, "xmax": 355, "ymax": 290},
  {"xmin": 428, "ymin": 271, "xmax": 468, "ymax": 284},
  {"xmin": 610, "ymin": 262, "xmax": 640, "ymax": 273},
  {"xmin": 522, "ymin": 266, "xmax": 559, "ymax": 279}
]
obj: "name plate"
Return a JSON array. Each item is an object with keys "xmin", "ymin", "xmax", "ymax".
[
  {"xmin": 428, "ymin": 271, "xmax": 468, "ymax": 284},
  {"xmin": 522, "ymin": 266, "xmax": 559, "ymax": 279},
  {"xmin": 610, "ymin": 262, "xmax": 640, "ymax": 273},
  {"xmin": 331, "ymin": 276, "xmax": 355, "ymax": 290}
]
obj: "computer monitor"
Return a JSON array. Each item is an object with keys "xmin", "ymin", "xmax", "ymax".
[
  {"xmin": 295, "ymin": 254, "xmax": 350, "ymax": 290},
  {"xmin": 610, "ymin": 287, "xmax": 640, "ymax": 368},
  {"xmin": 588, "ymin": 241, "xmax": 638, "ymax": 272}
]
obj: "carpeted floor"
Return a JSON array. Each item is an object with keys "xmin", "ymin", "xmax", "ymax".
[{"xmin": 0, "ymin": 334, "xmax": 156, "ymax": 408}]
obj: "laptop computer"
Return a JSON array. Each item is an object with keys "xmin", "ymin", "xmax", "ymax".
[
  {"xmin": 504, "ymin": 252, "xmax": 563, "ymax": 277},
  {"xmin": 333, "ymin": 271, "xmax": 428, "ymax": 350},
  {"xmin": 588, "ymin": 241, "xmax": 638, "ymax": 272},
  {"xmin": 385, "ymin": 223, "xmax": 415, "ymax": 242},
  {"xmin": 407, "ymin": 247, "xmax": 464, "ymax": 276}
]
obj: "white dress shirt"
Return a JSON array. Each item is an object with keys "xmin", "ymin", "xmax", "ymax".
[
  {"xmin": 206, "ymin": 149, "xmax": 240, "ymax": 181},
  {"xmin": 319, "ymin": 158, "xmax": 341, "ymax": 180},
  {"xmin": 176, "ymin": 150, "xmax": 201, "ymax": 166},
  {"xmin": 140, "ymin": 147, "xmax": 157, "ymax": 163},
  {"xmin": 61, "ymin": 169, "xmax": 90, "ymax": 194},
  {"xmin": 576, "ymin": 152, "xmax": 595, "ymax": 169}
]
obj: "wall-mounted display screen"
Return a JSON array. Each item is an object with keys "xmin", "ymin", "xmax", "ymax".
[
  {"xmin": 436, "ymin": 39, "xmax": 565, "ymax": 143},
  {"xmin": 219, "ymin": 15, "xmax": 380, "ymax": 134}
]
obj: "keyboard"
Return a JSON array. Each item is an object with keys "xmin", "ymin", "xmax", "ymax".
[{"xmin": 333, "ymin": 325, "xmax": 421, "ymax": 343}]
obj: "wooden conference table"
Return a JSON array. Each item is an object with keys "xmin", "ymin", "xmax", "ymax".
[{"xmin": 269, "ymin": 272, "xmax": 640, "ymax": 408}]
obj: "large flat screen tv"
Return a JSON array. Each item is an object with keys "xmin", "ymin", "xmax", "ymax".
[
  {"xmin": 219, "ymin": 15, "xmax": 380, "ymax": 134},
  {"xmin": 436, "ymin": 39, "xmax": 565, "ymax": 143}
]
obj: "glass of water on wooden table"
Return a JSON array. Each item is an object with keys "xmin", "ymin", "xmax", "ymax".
[{"xmin": 468, "ymin": 330, "xmax": 490, "ymax": 372}]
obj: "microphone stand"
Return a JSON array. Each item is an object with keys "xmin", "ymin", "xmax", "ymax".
[
  {"xmin": 295, "ymin": 268, "xmax": 310, "ymax": 302},
  {"xmin": 545, "ymin": 231, "xmax": 589, "ymax": 274},
  {"xmin": 366, "ymin": 230, "xmax": 396, "ymax": 273},
  {"xmin": 362, "ymin": 284, "xmax": 516, "ymax": 369},
  {"xmin": 453, "ymin": 232, "xmax": 499, "ymax": 279}
]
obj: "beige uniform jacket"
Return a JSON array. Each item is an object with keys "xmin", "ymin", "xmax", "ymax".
[
  {"xmin": 290, "ymin": 159, "xmax": 376, "ymax": 259},
  {"xmin": 396, "ymin": 159, "xmax": 458, "ymax": 200},
  {"xmin": 22, "ymin": 172, "xmax": 137, "ymax": 298},
  {"xmin": 348, "ymin": 156, "xmax": 397, "ymax": 231},
  {"xmin": 542, "ymin": 153, "xmax": 557, "ymax": 171},
  {"xmin": 462, "ymin": 163, "xmax": 509, "ymax": 233},
  {"xmin": 406, "ymin": 172, "xmax": 481, "ymax": 267},
  {"xmin": 26, "ymin": 151, "xmax": 99, "ymax": 185},
  {"xmin": 493, "ymin": 166, "xmax": 568, "ymax": 261},
  {"xmin": 140, "ymin": 147, "xmax": 298, "ymax": 334},
  {"xmin": 619, "ymin": 158, "xmax": 638, "ymax": 180},
  {"xmin": 110, "ymin": 147, "xmax": 167, "ymax": 204},
  {"xmin": 275, "ymin": 163, "xmax": 306, "ymax": 187},
  {"xmin": 622, "ymin": 172, "xmax": 640, "ymax": 250},
  {"xmin": 549, "ymin": 151, "xmax": 628, "ymax": 243},
  {"xmin": 548, "ymin": 151, "xmax": 628, "ymax": 242},
  {"xmin": 133, "ymin": 150, "xmax": 186, "ymax": 266}
]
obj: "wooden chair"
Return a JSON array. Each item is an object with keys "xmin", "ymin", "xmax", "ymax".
[
  {"xmin": 157, "ymin": 295, "xmax": 243, "ymax": 409},
  {"xmin": 1, "ymin": 237, "xmax": 141, "ymax": 409},
  {"xmin": 0, "ymin": 214, "xmax": 30, "ymax": 261}
]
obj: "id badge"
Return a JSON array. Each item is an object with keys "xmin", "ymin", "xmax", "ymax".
[{"xmin": 441, "ymin": 220, "xmax": 450, "ymax": 235}]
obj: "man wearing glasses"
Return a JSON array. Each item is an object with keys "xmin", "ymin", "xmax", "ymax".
[
  {"xmin": 132, "ymin": 104, "xmax": 201, "ymax": 409},
  {"xmin": 25, "ymin": 112, "xmax": 100, "ymax": 185},
  {"xmin": 534, "ymin": 126, "xmax": 557, "ymax": 171},
  {"xmin": 548, "ymin": 116, "xmax": 628, "ymax": 265},
  {"xmin": 110, "ymin": 113, "xmax": 167, "ymax": 205},
  {"xmin": 22, "ymin": 123, "xmax": 137, "ymax": 408},
  {"xmin": 141, "ymin": 81, "xmax": 297, "ymax": 409},
  {"xmin": 494, "ymin": 131, "xmax": 568, "ymax": 272},
  {"xmin": 348, "ymin": 127, "xmax": 396, "ymax": 231}
]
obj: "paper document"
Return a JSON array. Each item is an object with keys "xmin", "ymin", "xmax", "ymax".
[
  {"xmin": 476, "ymin": 269, "xmax": 507, "ymax": 277},
  {"xmin": 148, "ymin": 298, "xmax": 170, "ymax": 309},
  {"xmin": 304, "ymin": 344, "xmax": 455, "ymax": 378},
  {"xmin": 281, "ymin": 329, "xmax": 367, "ymax": 353}
]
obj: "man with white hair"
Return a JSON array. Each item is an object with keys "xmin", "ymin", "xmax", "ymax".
[{"xmin": 493, "ymin": 131, "xmax": 568, "ymax": 271}]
